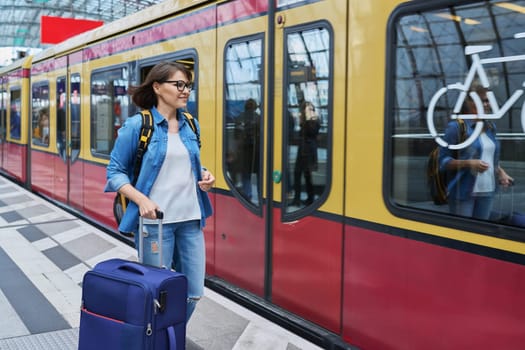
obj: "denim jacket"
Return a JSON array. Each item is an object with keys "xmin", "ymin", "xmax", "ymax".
[
  {"xmin": 104, "ymin": 107, "xmax": 212, "ymax": 233},
  {"xmin": 438, "ymin": 119, "xmax": 500, "ymax": 200}
]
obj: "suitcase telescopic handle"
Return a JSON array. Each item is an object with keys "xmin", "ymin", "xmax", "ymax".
[{"xmin": 138, "ymin": 210, "xmax": 164, "ymax": 266}]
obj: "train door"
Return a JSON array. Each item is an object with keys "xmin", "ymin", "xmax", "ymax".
[
  {"xmin": 215, "ymin": 3, "xmax": 269, "ymax": 296},
  {"xmin": 215, "ymin": 3, "xmax": 347, "ymax": 332},
  {"xmin": 270, "ymin": 2, "xmax": 347, "ymax": 333},
  {"xmin": 68, "ymin": 67, "xmax": 83, "ymax": 211},
  {"xmin": 6, "ymin": 87, "xmax": 24, "ymax": 181},
  {"xmin": 53, "ymin": 55, "xmax": 82, "ymax": 209},
  {"xmin": 30, "ymin": 79, "xmax": 53, "ymax": 196},
  {"xmin": 54, "ymin": 73, "xmax": 68, "ymax": 203}
]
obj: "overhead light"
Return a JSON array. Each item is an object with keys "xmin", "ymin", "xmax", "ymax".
[
  {"xmin": 496, "ymin": 2, "xmax": 525, "ymax": 14},
  {"xmin": 435, "ymin": 13, "xmax": 462, "ymax": 22},
  {"xmin": 464, "ymin": 18, "xmax": 481, "ymax": 25},
  {"xmin": 410, "ymin": 26, "xmax": 428, "ymax": 33},
  {"xmin": 435, "ymin": 12, "xmax": 480, "ymax": 25}
]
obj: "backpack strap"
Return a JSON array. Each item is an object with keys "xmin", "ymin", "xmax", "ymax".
[
  {"xmin": 183, "ymin": 111, "xmax": 201, "ymax": 148},
  {"xmin": 132, "ymin": 110, "xmax": 154, "ymax": 185}
]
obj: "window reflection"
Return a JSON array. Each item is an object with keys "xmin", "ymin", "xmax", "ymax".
[
  {"xmin": 70, "ymin": 74, "xmax": 81, "ymax": 162},
  {"xmin": 10, "ymin": 89, "xmax": 21, "ymax": 140},
  {"xmin": 32, "ymin": 83, "xmax": 50, "ymax": 146},
  {"xmin": 223, "ymin": 37, "xmax": 264, "ymax": 207},
  {"xmin": 91, "ymin": 67, "xmax": 129, "ymax": 155},
  {"xmin": 0, "ymin": 88, "xmax": 6, "ymax": 143},
  {"xmin": 284, "ymin": 26, "xmax": 331, "ymax": 213},
  {"xmin": 57, "ymin": 78, "xmax": 67, "ymax": 160},
  {"xmin": 390, "ymin": 1, "xmax": 525, "ymax": 230}
]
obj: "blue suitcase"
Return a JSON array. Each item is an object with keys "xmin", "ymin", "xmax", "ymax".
[{"xmin": 78, "ymin": 213, "xmax": 187, "ymax": 350}]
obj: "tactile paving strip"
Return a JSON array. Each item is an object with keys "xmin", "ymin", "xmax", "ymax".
[{"xmin": 0, "ymin": 328, "xmax": 78, "ymax": 350}]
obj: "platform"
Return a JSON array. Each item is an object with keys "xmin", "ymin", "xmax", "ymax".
[{"xmin": 0, "ymin": 176, "xmax": 322, "ymax": 350}]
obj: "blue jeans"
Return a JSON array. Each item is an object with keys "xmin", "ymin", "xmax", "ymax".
[
  {"xmin": 449, "ymin": 194, "xmax": 494, "ymax": 220},
  {"xmin": 136, "ymin": 219, "xmax": 205, "ymax": 322}
]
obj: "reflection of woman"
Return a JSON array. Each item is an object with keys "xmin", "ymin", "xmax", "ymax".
[
  {"xmin": 10, "ymin": 105, "xmax": 20, "ymax": 139},
  {"xmin": 34, "ymin": 108, "xmax": 50, "ymax": 143},
  {"xmin": 57, "ymin": 108, "xmax": 66, "ymax": 159},
  {"xmin": 291, "ymin": 101, "xmax": 321, "ymax": 206},
  {"xmin": 439, "ymin": 86, "xmax": 513, "ymax": 219},
  {"xmin": 235, "ymin": 98, "xmax": 260, "ymax": 200}
]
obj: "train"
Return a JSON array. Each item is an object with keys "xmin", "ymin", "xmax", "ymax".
[{"xmin": 1, "ymin": 0, "xmax": 524, "ymax": 348}]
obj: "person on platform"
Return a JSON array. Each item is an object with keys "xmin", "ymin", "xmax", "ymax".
[{"xmin": 105, "ymin": 61, "xmax": 215, "ymax": 321}]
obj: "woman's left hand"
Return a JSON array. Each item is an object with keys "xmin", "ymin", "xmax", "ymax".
[
  {"xmin": 198, "ymin": 169, "xmax": 215, "ymax": 192},
  {"xmin": 498, "ymin": 167, "xmax": 514, "ymax": 187}
]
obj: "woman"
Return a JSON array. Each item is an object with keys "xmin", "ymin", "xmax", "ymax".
[
  {"xmin": 439, "ymin": 86, "xmax": 513, "ymax": 219},
  {"xmin": 105, "ymin": 62, "xmax": 215, "ymax": 321},
  {"xmin": 39, "ymin": 108, "xmax": 50, "ymax": 143},
  {"xmin": 34, "ymin": 107, "xmax": 49, "ymax": 143},
  {"xmin": 291, "ymin": 101, "xmax": 321, "ymax": 206},
  {"xmin": 235, "ymin": 98, "xmax": 260, "ymax": 201}
]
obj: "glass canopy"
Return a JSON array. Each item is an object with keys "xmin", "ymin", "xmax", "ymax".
[{"xmin": 0, "ymin": 0, "xmax": 165, "ymax": 49}]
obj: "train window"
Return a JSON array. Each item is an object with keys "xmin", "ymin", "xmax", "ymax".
[
  {"xmin": 223, "ymin": 36, "xmax": 264, "ymax": 209},
  {"xmin": 57, "ymin": 77, "xmax": 67, "ymax": 160},
  {"xmin": 90, "ymin": 67, "xmax": 129, "ymax": 156},
  {"xmin": 32, "ymin": 82, "xmax": 50, "ymax": 146},
  {"xmin": 9, "ymin": 89, "xmax": 21, "ymax": 140},
  {"xmin": 388, "ymin": 1, "xmax": 525, "ymax": 234},
  {"xmin": 70, "ymin": 74, "xmax": 81, "ymax": 162},
  {"xmin": 283, "ymin": 25, "xmax": 331, "ymax": 214}
]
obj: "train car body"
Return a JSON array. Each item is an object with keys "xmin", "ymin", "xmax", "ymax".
[
  {"xmin": 0, "ymin": 56, "xmax": 32, "ymax": 184},
  {"xmin": 1, "ymin": 0, "xmax": 524, "ymax": 349}
]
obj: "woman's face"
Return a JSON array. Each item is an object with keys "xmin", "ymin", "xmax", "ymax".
[
  {"xmin": 479, "ymin": 92, "xmax": 491, "ymax": 114},
  {"xmin": 41, "ymin": 114, "xmax": 49, "ymax": 125},
  {"xmin": 305, "ymin": 104, "xmax": 316, "ymax": 119},
  {"xmin": 154, "ymin": 70, "xmax": 191, "ymax": 111}
]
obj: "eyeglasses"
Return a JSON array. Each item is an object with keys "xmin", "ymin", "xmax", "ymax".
[{"xmin": 162, "ymin": 80, "xmax": 193, "ymax": 92}]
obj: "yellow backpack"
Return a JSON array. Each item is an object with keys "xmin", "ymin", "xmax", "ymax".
[{"xmin": 426, "ymin": 119, "xmax": 465, "ymax": 205}]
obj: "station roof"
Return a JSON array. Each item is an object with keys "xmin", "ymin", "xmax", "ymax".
[{"xmin": 0, "ymin": 0, "xmax": 165, "ymax": 49}]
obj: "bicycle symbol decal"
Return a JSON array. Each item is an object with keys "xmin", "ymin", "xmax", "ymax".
[{"xmin": 427, "ymin": 32, "xmax": 525, "ymax": 150}]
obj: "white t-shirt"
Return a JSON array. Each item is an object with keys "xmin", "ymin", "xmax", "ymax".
[
  {"xmin": 146, "ymin": 132, "xmax": 201, "ymax": 224},
  {"xmin": 472, "ymin": 132, "xmax": 496, "ymax": 194}
]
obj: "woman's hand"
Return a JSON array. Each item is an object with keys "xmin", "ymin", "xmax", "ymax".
[
  {"xmin": 497, "ymin": 166, "xmax": 514, "ymax": 187},
  {"xmin": 469, "ymin": 159, "xmax": 490, "ymax": 173},
  {"xmin": 119, "ymin": 184, "xmax": 160, "ymax": 219},
  {"xmin": 198, "ymin": 169, "xmax": 215, "ymax": 192},
  {"xmin": 138, "ymin": 197, "xmax": 161, "ymax": 219}
]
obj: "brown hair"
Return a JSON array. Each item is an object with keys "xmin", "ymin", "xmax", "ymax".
[
  {"xmin": 128, "ymin": 61, "xmax": 192, "ymax": 109},
  {"xmin": 299, "ymin": 101, "xmax": 314, "ymax": 124}
]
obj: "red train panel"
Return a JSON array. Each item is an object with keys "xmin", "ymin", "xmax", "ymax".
[
  {"xmin": 272, "ymin": 208, "xmax": 343, "ymax": 332},
  {"xmin": 343, "ymin": 226, "xmax": 525, "ymax": 350},
  {"xmin": 82, "ymin": 161, "xmax": 115, "ymax": 229},
  {"xmin": 3, "ymin": 143, "xmax": 26, "ymax": 183},
  {"xmin": 30, "ymin": 150, "xmax": 55, "ymax": 197},
  {"xmin": 214, "ymin": 195, "xmax": 265, "ymax": 297}
]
